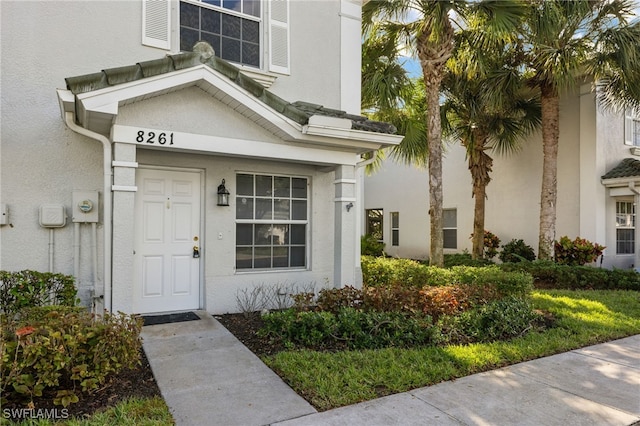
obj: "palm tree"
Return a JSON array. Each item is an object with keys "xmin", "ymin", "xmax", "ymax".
[
  {"xmin": 362, "ymin": 0, "xmax": 523, "ymax": 266},
  {"xmin": 442, "ymin": 65, "xmax": 541, "ymax": 259},
  {"xmin": 519, "ymin": 0, "xmax": 640, "ymax": 259}
]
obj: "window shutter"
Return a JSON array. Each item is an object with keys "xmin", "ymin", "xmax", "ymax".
[
  {"xmin": 142, "ymin": 0, "xmax": 171, "ymax": 50},
  {"xmin": 268, "ymin": 0, "xmax": 290, "ymax": 74},
  {"xmin": 625, "ymin": 108, "xmax": 634, "ymax": 146}
]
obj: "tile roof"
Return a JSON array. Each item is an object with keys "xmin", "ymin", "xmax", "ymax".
[
  {"xmin": 601, "ymin": 158, "xmax": 640, "ymax": 179},
  {"xmin": 65, "ymin": 42, "xmax": 397, "ymax": 135}
]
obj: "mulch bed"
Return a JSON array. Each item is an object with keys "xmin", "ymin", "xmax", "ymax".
[{"xmin": 2, "ymin": 348, "xmax": 162, "ymax": 421}]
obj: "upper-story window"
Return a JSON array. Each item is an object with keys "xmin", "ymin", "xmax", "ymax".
[
  {"xmin": 625, "ymin": 109, "xmax": 640, "ymax": 146},
  {"xmin": 180, "ymin": 0, "xmax": 261, "ymax": 67},
  {"xmin": 142, "ymin": 0, "xmax": 290, "ymax": 74}
]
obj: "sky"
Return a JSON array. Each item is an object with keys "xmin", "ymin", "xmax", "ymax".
[{"xmin": 396, "ymin": 4, "xmax": 640, "ymax": 79}]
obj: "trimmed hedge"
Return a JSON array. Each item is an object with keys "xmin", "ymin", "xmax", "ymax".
[
  {"xmin": 499, "ymin": 261, "xmax": 640, "ymax": 291},
  {"xmin": 361, "ymin": 257, "xmax": 533, "ymax": 296},
  {"xmin": 0, "ymin": 270, "xmax": 77, "ymax": 314}
]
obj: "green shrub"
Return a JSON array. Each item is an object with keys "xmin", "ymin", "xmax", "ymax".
[
  {"xmin": 361, "ymin": 234, "xmax": 385, "ymax": 257},
  {"xmin": 0, "ymin": 270, "xmax": 77, "ymax": 314},
  {"xmin": 260, "ymin": 308, "xmax": 438, "ymax": 350},
  {"xmin": 1, "ymin": 307, "xmax": 142, "ymax": 407},
  {"xmin": 361, "ymin": 256, "xmax": 452, "ymax": 288},
  {"xmin": 499, "ymin": 261, "xmax": 640, "ymax": 291},
  {"xmin": 451, "ymin": 266, "xmax": 533, "ymax": 298},
  {"xmin": 499, "ymin": 239, "xmax": 536, "ymax": 263},
  {"xmin": 362, "ymin": 257, "xmax": 533, "ymax": 298},
  {"xmin": 438, "ymin": 297, "xmax": 540, "ymax": 344},
  {"xmin": 444, "ymin": 253, "xmax": 494, "ymax": 268},
  {"xmin": 259, "ymin": 309, "xmax": 337, "ymax": 348},
  {"xmin": 333, "ymin": 309, "xmax": 438, "ymax": 349},
  {"xmin": 554, "ymin": 236, "xmax": 605, "ymax": 266}
]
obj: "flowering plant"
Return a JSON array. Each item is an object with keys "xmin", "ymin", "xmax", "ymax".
[{"xmin": 483, "ymin": 231, "xmax": 501, "ymax": 259}]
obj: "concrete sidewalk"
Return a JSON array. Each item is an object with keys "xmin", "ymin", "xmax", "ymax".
[
  {"xmin": 141, "ymin": 311, "xmax": 317, "ymax": 425},
  {"xmin": 143, "ymin": 312, "xmax": 639, "ymax": 426}
]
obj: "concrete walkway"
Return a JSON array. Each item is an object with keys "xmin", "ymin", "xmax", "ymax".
[{"xmin": 143, "ymin": 312, "xmax": 640, "ymax": 426}]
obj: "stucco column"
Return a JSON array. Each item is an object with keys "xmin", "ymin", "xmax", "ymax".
[
  {"xmin": 110, "ymin": 143, "xmax": 137, "ymax": 313},
  {"xmin": 333, "ymin": 165, "xmax": 358, "ymax": 288}
]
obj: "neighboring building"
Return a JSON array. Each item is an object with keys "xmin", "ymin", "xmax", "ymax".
[
  {"xmin": 0, "ymin": 0, "xmax": 401, "ymax": 314},
  {"xmin": 364, "ymin": 84, "xmax": 640, "ymax": 270}
]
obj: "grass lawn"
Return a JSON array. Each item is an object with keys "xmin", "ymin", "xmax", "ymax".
[
  {"xmin": 4, "ymin": 289, "xmax": 638, "ymax": 423},
  {"xmin": 0, "ymin": 397, "xmax": 172, "ymax": 426},
  {"xmin": 263, "ymin": 289, "xmax": 640, "ymax": 411}
]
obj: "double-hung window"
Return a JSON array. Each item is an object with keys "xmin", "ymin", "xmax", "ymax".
[
  {"xmin": 142, "ymin": 0, "xmax": 290, "ymax": 73},
  {"xmin": 616, "ymin": 201, "xmax": 635, "ymax": 254},
  {"xmin": 625, "ymin": 109, "xmax": 640, "ymax": 146},
  {"xmin": 180, "ymin": 0, "xmax": 261, "ymax": 67},
  {"xmin": 235, "ymin": 173, "xmax": 307, "ymax": 270},
  {"xmin": 443, "ymin": 208, "xmax": 457, "ymax": 249},
  {"xmin": 391, "ymin": 212, "xmax": 399, "ymax": 246}
]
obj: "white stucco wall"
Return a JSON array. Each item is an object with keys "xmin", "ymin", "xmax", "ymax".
[
  {"xmin": 0, "ymin": 1, "xmax": 166, "ymax": 302},
  {"xmin": 1, "ymin": 0, "xmax": 362, "ymax": 311},
  {"xmin": 364, "ymin": 89, "xmax": 618, "ymax": 262}
]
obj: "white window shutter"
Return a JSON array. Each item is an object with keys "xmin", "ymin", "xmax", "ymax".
[
  {"xmin": 142, "ymin": 0, "xmax": 171, "ymax": 50},
  {"xmin": 625, "ymin": 108, "xmax": 634, "ymax": 146},
  {"xmin": 268, "ymin": 0, "xmax": 290, "ymax": 74}
]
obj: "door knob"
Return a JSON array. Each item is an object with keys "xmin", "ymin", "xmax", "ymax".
[{"xmin": 193, "ymin": 246, "xmax": 200, "ymax": 258}]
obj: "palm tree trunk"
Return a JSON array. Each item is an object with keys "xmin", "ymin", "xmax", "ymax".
[
  {"xmin": 417, "ymin": 22, "xmax": 453, "ymax": 268},
  {"xmin": 468, "ymin": 134, "xmax": 492, "ymax": 260},
  {"xmin": 425, "ymin": 81, "xmax": 444, "ymax": 266},
  {"xmin": 538, "ymin": 84, "xmax": 559, "ymax": 260}
]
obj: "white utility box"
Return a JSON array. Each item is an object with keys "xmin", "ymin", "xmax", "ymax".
[
  {"xmin": 39, "ymin": 204, "xmax": 67, "ymax": 228},
  {"xmin": 72, "ymin": 190, "xmax": 99, "ymax": 223}
]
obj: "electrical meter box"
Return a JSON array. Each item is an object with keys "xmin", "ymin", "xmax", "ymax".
[
  {"xmin": 39, "ymin": 204, "xmax": 67, "ymax": 228},
  {"xmin": 0, "ymin": 203, "xmax": 8, "ymax": 225},
  {"xmin": 72, "ymin": 190, "xmax": 99, "ymax": 223}
]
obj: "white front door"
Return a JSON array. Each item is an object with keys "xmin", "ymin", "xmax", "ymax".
[{"xmin": 133, "ymin": 168, "xmax": 202, "ymax": 313}]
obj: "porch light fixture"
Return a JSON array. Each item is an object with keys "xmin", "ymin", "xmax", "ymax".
[{"xmin": 217, "ymin": 179, "xmax": 230, "ymax": 206}]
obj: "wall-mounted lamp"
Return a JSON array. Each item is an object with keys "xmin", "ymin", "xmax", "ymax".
[
  {"xmin": 346, "ymin": 202, "xmax": 354, "ymax": 212},
  {"xmin": 217, "ymin": 179, "xmax": 230, "ymax": 206}
]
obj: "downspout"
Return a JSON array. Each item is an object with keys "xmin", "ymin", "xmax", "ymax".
[
  {"xmin": 629, "ymin": 182, "xmax": 640, "ymax": 270},
  {"xmin": 63, "ymin": 112, "xmax": 113, "ymax": 312}
]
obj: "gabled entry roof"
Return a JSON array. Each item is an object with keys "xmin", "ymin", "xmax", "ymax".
[{"xmin": 57, "ymin": 42, "xmax": 401, "ymax": 154}]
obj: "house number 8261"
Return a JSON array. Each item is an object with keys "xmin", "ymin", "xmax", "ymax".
[{"xmin": 136, "ymin": 130, "xmax": 174, "ymax": 145}]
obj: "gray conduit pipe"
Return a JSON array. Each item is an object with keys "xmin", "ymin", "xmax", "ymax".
[{"xmin": 64, "ymin": 112, "xmax": 113, "ymax": 312}]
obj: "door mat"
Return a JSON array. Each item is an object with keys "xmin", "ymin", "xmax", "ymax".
[{"xmin": 142, "ymin": 311, "xmax": 200, "ymax": 326}]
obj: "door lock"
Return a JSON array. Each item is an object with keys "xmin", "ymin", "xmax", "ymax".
[{"xmin": 193, "ymin": 246, "xmax": 200, "ymax": 258}]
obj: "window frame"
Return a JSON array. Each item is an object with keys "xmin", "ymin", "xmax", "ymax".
[
  {"xmin": 235, "ymin": 172, "xmax": 309, "ymax": 271},
  {"xmin": 179, "ymin": 0, "xmax": 262, "ymax": 69},
  {"xmin": 616, "ymin": 200, "xmax": 635, "ymax": 255},
  {"xmin": 625, "ymin": 108, "xmax": 640, "ymax": 146},
  {"xmin": 443, "ymin": 208, "xmax": 457, "ymax": 250},
  {"xmin": 366, "ymin": 209, "xmax": 384, "ymax": 242},
  {"xmin": 390, "ymin": 212, "xmax": 399, "ymax": 247}
]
